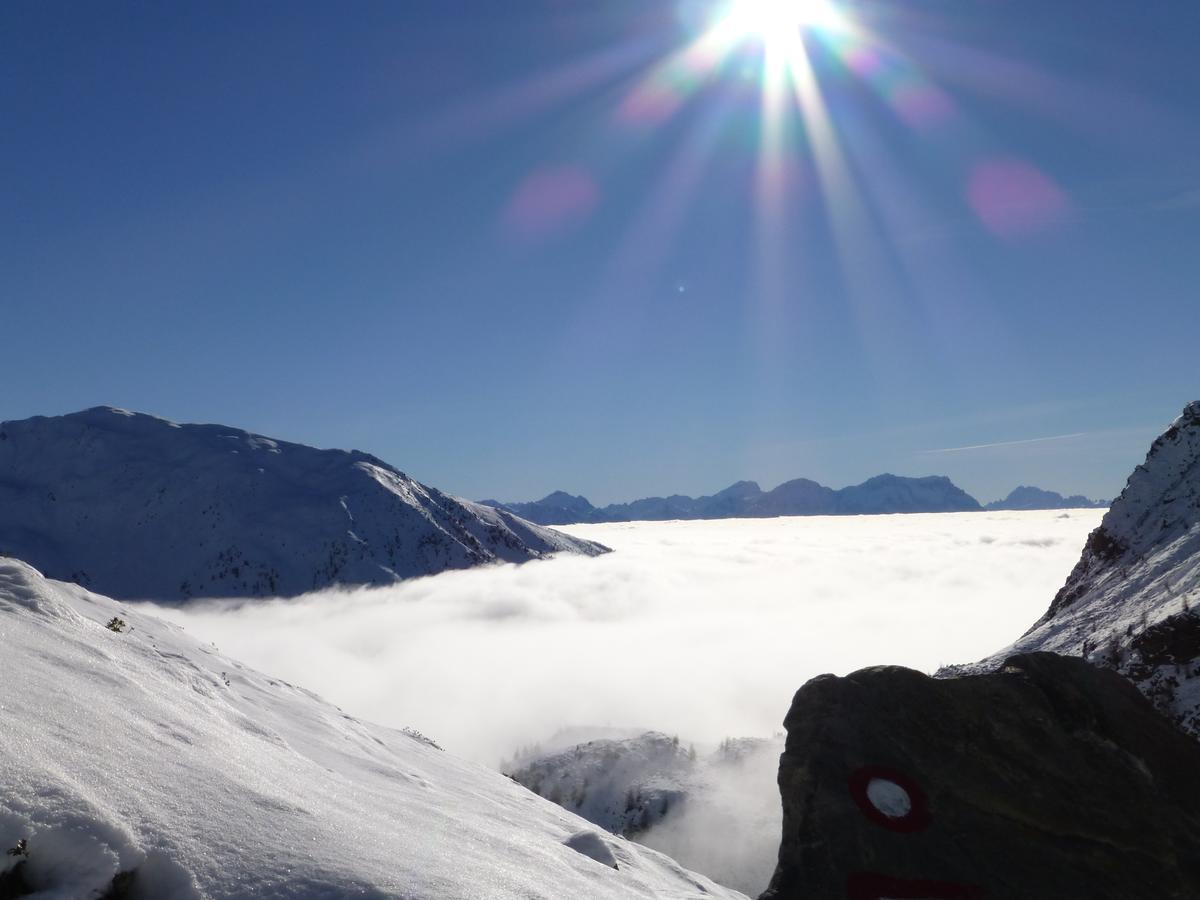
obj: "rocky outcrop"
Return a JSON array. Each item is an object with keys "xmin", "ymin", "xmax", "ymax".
[
  {"xmin": 0, "ymin": 408, "xmax": 607, "ymax": 601},
  {"xmin": 950, "ymin": 401, "xmax": 1200, "ymax": 735},
  {"xmin": 761, "ymin": 653, "xmax": 1200, "ymax": 900}
]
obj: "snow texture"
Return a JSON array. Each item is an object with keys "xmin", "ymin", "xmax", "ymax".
[
  {"xmin": 949, "ymin": 401, "xmax": 1200, "ymax": 734},
  {"xmin": 0, "ymin": 407, "xmax": 607, "ymax": 601},
  {"xmin": 564, "ymin": 831, "xmax": 619, "ymax": 869},
  {"xmin": 0, "ymin": 557, "xmax": 745, "ymax": 899}
]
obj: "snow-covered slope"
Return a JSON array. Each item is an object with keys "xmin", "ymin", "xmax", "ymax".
[
  {"xmin": 0, "ymin": 557, "xmax": 744, "ymax": 900},
  {"xmin": 0, "ymin": 408, "xmax": 607, "ymax": 601},
  {"xmin": 950, "ymin": 401, "xmax": 1200, "ymax": 734}
]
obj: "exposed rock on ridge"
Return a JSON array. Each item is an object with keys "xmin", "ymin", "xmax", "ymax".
[{"xmin": 0, "ymin": 408, "xmax": 607, "ymax": 601}]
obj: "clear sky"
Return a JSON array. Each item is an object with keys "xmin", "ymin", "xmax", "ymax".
[{"xmin": 4, "ymin": 0, "xmax": 1198, "ymax": 505}]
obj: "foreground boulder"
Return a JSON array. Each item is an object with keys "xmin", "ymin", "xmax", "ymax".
[{"xmin": 761, "ymin": 652, "xmax": 1200, "ymax": 900}]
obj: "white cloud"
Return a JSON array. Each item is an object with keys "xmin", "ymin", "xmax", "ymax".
[{"xmin": 143, "ymin": 509, "xmax": 1102, "ymax": 766}]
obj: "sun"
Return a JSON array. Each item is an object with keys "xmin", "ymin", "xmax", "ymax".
[{"xmin": 718, "ymin": 0, "xmax": 847, "ymax": 45}]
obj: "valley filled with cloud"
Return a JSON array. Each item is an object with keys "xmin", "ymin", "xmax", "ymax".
[{"xmin": 147, "ymin": 509, "xmax": 1103, "ymax": 764}]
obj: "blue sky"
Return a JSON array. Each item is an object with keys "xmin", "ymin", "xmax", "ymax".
[{"xmin": 3, "ymin": 0, "xmax": 1197, "ymax": 504}]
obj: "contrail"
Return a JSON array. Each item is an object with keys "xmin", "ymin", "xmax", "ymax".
[{"xmin": 919, "ymin": 432, "xmax": 1090, "ymax": 455}]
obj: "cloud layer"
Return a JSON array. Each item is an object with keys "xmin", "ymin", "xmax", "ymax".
[{"xmin": 145, "ymin": 509, "xmax": 1102, "ymax": 766}]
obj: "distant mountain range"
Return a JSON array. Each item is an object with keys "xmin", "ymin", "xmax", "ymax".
[
  {"xmin": 984, "ymin": 485, "xmax": 1109, "ymax": 511},
  {"xmin": 482, "ymin": 477, "xmax": 1107, "ymax": 526}
]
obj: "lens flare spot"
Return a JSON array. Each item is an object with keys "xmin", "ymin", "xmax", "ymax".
[
  {"xmin": 890, "ymin": 82, "xmax": 955, "ymax": 128},
  {"xmin": 504, "ymin": 166, "xmax": 600, "ymax": 239},
  {"xmin": 618, "ymin": 78, "xmax": 686, "ymax": 124},
  {"xmin": 967, "ymin": 158, "xmax": 1068, "ymax": 237}
]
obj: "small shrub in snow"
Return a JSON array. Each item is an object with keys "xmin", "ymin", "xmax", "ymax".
[{"xmin": 401, "ymin": 727, "xmax": 443, "ymax": 750}]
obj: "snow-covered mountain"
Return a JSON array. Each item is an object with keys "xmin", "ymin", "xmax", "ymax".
[
  {"xmin": 949, "ymin": 401, "xmax": 1200, "ymax": 735},
  {"xmin": 487, "ymin": 473, "xmax": 981, "ymax": 524},
  {"xmin": 986, "ymin": 485, "xmax": 1107, "ymax": 510},
  {"xmin": 0, "ymin": 407, "xmax": 607, "ymax": 601},
  {"xmin": 0, "ymin": 557, "xmax": 744, "ymax": 900},
  {"xmin": 507, "ymin": 732, "xmax": 783, "ymax": 897}
]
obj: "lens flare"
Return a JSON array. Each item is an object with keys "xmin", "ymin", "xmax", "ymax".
[{"xmin": 718, "ymin": 0, "xmax": 848, "ymax": 43}]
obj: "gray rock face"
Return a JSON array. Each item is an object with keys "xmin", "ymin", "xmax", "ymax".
[
  {"xmin": 0, "ymin": 408, "xmax": 608, "ymax": 601},
  {"xmin": 761, "ymin": 653, "xmax": 1200, "ymax": 900}
]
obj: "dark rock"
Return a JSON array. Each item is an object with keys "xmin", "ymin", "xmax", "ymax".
[
  {"xmin": 0, "ymin": 861, "xmax": 30, "ymax": 900},
  {"xmin": 761, "ymin": 652, "xmax": 1200, "ymax": 900}
]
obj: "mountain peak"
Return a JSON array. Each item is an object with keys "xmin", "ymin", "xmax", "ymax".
[
  {"xmin": 538, "ymin": 490, "xmax": 595, "ymax": 508},
  {"xmin": 1048, "ymin": 399, "xmax": 1200, "ymax": 618},
  {"xmin": 952, "ymin": 401, "xmax": 1200, "ymax": 735},
  {"xmin": 0, "ymin": 409, "xmax": 607, "ymax": 601},
  {"xmin": 714, "ymin": 480, "xmax": 763, "ymax": 498}
]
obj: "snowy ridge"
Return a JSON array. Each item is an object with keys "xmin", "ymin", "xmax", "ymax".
[
  {"xmin": 0, "ymin": 557, "xmax": 745, "ymax": 899},
  {"xmin": 0, "ymin": 408, "xmax": 607, "ymax": 601},
  {"xmin": 948, "ymin": 401, "xmax": 1200, "ymax": 734}
]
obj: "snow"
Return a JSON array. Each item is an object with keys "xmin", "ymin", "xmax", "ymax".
[
  {"xmin": 958, "ymin": 403, "xmax": 1200, "ymax": 665},
  {"xmin": 945, "ymin": 402, "xmax": 1200, "ymax": 734},
  {"xmin": 0, "ymin": 557, "xmax": 745, "ymax": 899},
  {"xmin": 564, "ymin": 831, "xmax": 619, "ymax": 869},
  {"xmin": 0, "ymin": 408, "xmax": 606, "ymax": 602}
]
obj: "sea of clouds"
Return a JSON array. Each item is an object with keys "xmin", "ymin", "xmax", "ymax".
[
  {"xmin": 145, "ymin": 508, "xmax": 1102, "ymax": 895},
  {"xmin": 148, "ymin": 509, "xmax": 1102, "ymax": 764},
  {"xmin": 150, "ymin": 511, "xmax": 1104, "ymax": 763}
]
